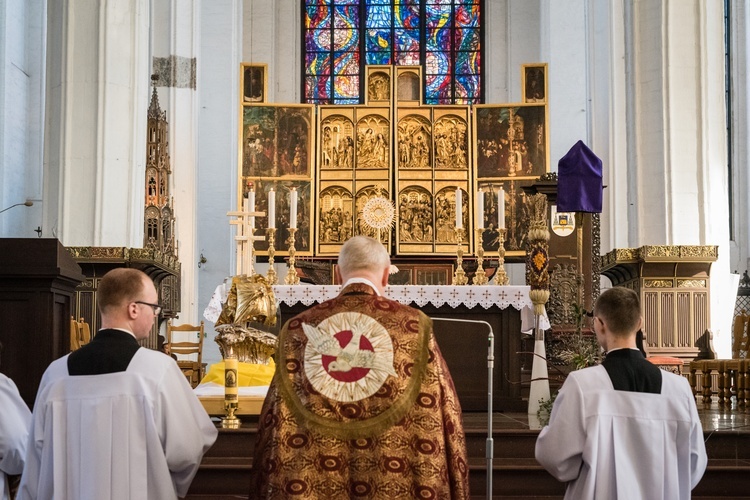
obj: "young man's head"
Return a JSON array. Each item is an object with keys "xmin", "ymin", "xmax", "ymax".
[
  {"xmin": 593, "ymin": 287, "xmax": 642, "ymax": 350},
  {"xmin": 98, "ymin": 268, "xmax": 159, "ymax": 340},
  {"xmin": 336, "ymin": 236, "xmax": 391, "ymax": 293}
]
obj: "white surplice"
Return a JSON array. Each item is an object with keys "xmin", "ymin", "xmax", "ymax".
[
  {"xmin": 17, "ymin": 348, "xmax": 218, "ymax": 500},
  {"xmin": 535, "ymin": 365, "xmax": 707, "ymax": 500},
  {"xmin": 0, "ymin": 373, "xmax": 31, "ymax": 500}
]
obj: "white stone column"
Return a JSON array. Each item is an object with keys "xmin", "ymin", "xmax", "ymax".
[
  {"xmin": 43, "ymin": 0, "xmax": 150, "ymax": 247},
  {"xmin": 0, "ymin": 0, "xmax": 46, "ymax": 238},
  {"xmin": 729, "ymin": 0, "xmax": 750, "ymax": 274},
  {"xmin": 619, "ymin": 1, "xmax": 730, "ymax": 355},
  {"xmin": 197, "ymin": 0, "xmax": 242, "ymax": 365},
  {"xmin": 151, "ymin": 0, "xmax": 199, "ymax": 325}
]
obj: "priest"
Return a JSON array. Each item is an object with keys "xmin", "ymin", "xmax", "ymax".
[
  {"xmin": 18, "ymin": 268, "xmax": 217, "ymax": 500},
  {"xmin": 250, "ymin": 235, "xmax": 469, "ymax": 499}
]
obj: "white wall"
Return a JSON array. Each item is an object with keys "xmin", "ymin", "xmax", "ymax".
[{"xmin": 0, "ymin": 0, "xmax": 45, "ymax": 238}]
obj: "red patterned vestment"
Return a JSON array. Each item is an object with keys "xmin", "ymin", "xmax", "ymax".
[{"xmin": 250, "ymin": 283, "xmax": 469, "ymax": 499}]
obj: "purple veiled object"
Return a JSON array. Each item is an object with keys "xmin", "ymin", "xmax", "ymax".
[{"xmin": 557, "ymin": 140, "xmax": 603, "ymax": 213}]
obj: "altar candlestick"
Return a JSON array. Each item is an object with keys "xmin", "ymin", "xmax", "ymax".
[
  {"xmin": 476, "ymin": 189, "xmax": 484, "ymax": 229},
  {"xmin": 498, "ymin": 187, "xmax": 505, "ymax": 229},
  {"xmin": 456, "ymin": 188, "xmax": 462, "ymax": 228},
  {"xmin": 290, "ymin": 188, "xmax": 298, "ymax": 229},
  {"xmin": 268, "ymin": 188, "xmax": 275, "ymax": 228}
]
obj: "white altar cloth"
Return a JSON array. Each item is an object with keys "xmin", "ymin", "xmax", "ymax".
[{"xmin": 204, "ymin": 284, "xmax": 549, "ymax": 331}]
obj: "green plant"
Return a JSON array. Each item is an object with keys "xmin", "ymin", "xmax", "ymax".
[{"xmin": 536, "ymin": 392, "xmax": 557, "ymax": 426}]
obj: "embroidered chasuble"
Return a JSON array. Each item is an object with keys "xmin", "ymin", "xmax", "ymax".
[{"xmin": 250, "ymin": 283, "xmax": 469, "ymax": 499}]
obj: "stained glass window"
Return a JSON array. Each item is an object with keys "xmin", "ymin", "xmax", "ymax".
[{"xmin": 304, "ymin": 0, "xmax": 482, "ymax": 105}]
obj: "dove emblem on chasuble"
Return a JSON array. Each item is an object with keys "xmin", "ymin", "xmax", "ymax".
[{"xmin": 302, "ymin": 312, "xmax": 398, "ymax": 403}]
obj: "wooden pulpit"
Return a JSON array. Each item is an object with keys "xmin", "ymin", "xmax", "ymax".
[{"xmin": 0, "ymin": 238, "xmax": 85, "ymax": 408}]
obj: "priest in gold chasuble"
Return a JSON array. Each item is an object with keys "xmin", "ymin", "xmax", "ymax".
[{"xmin": 250, "ymin": 236, "xmax": 469, "ymax": 499}]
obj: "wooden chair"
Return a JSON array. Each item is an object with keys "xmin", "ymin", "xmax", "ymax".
[
  {"xmin": 166, "ymin": 320, "xmax": 205, "ymax": 388},
  {"xmin": 70, "ymin": 317, "xmax": 92, "ymax": 352}
]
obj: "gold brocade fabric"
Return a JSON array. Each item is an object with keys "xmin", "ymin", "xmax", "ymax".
[{"xmin": 249, "ymin": 283, "xmax": 469, "ymax": 499}]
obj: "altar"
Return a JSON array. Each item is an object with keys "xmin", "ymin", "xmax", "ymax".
[{"xmin": 274, "ymin": 284, "xmax": 537, "ymax": 412}]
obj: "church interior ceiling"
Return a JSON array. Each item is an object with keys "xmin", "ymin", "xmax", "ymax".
[{"xmin": 238, "ymin": 64, "xmax": 549, "ymax": 258}]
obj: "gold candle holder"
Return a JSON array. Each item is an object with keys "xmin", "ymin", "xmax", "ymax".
[
  {"xmin": 492, "ymin": 228, "xmax": 509, "ymax": 285},
  {"xmin": 221, "ymin": 348, "xmax": 241, "ymax": 429},
  {"xmin": 472, "ymin": 228, "xmax": 488, "ymax": 285},
  {"xmin": 266, "ymin": 227, "xmax": 277, "ymax": 285},
  {"xmin": 453, "ymin": 227, "xmax": 468, "ymax": 285},
  {"xmin": 285, "ymin": 227, "xmax": 300, "ymax": 285}
]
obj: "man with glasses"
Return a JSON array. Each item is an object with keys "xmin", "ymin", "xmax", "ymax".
[{"xmin": 18, "ymin": 268, "xmax": 217, "ymax": 500}]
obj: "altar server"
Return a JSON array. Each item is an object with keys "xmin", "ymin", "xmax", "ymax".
[
  {"xmin": 18, "ymin": 268, "xmax": 217, "ymax": 500},
  {"xmin": 535, "ymin": 287, "xmax": 707, "ymax": 499},
  {"xmin": 250, "ymin": 235, "xmax": 469, "ymax": 499},
  {"xmin": 0, "ymin": 366, "xmax": 31, "ymax": 500}
]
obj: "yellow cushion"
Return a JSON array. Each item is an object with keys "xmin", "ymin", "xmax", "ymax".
[{"xmin": 200, "ymin": 359, "xmax": 276, "ymax": 387}]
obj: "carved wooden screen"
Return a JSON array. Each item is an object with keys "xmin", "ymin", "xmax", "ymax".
[
  {"xmin": 395, "ymin": 105, "xmax": 471, "ymax": 255},
  {"xmin": 316, "ymin": 105, "xmax": 393, "ymax": 255}
]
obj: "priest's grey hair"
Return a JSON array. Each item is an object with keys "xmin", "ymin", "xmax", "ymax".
[{"xmin": 338, "ymin": 236, "xmax": 390, "ymax": 277}]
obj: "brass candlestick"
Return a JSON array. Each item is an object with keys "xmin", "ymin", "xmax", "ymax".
[
  {"xmin": 472, "ymin": 228, "xmax": 488, "ymax": 285},
  {"xmin": 492, "ymin": 228, "xmax": 509, "ymax": 285},
  {"xmin": 453, "ymin": 227, "xmax": 468, "ymax": 285},
  {"xmin": 221, "ymin": 348, "xmax": 241, "ymax": 429},
  {"xmin": 266, "ymin": 227, "xmax": 277, "ymax": 285},
  {"xmin": 285, "ymin": 227, "xmax": 300, "ymax": 285}
]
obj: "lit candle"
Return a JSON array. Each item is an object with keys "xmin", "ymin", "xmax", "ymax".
[
  {"xmin": 455, "ymin": 188, "xmax": 462, "ymax": 229},
  {"xmin": 268, "ymin": 188, "xmax": 275, "ymax": 229},
  {"xmin": 476, "ymin": 188, "xmax": 484, "ymax": 229},
  {"xmin": 498, "ymin": 187, "xmax": 505, "ymax": 229},
  {"xmin": 248, "ymin": 188, "xmax": 255, "ymax": 229},
  {"xmin": 290, "ymin": 188, "xmax": 298, "ymax": 229}
]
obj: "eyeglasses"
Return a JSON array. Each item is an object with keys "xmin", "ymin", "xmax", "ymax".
[{"xmin": 135, "ymin": 301, "xmax": 162, "ymax": 315}]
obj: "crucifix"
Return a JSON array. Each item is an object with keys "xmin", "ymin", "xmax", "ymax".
[{"xmin": 227, "ymin": 197, "xmax": 266, "ymax": 277}]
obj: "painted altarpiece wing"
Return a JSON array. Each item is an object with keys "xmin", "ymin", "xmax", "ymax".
[
  {"xmin": 239, "ymin": 104, "xmax": 315, "ymax": 255},
  {"xmin": 473, "ymin": 103, "xmax": 549, "ymax": 257}
]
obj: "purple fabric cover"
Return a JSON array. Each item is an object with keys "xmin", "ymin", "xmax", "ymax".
[{"xmin": 557, "ymin": 140, "xmax": 603, "ymax": 213}]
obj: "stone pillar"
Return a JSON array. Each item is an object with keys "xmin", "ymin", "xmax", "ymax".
[
  {"xmin": 620, "ymin": 1, "xmax": 730, "ymax": 355},
  {"xmin": 151, "ymin": 0, "xmax": 199, "ymax": 324},
  {"xmin": 43, "ymin": 0, "xmax": 150, "ymax": 248}
]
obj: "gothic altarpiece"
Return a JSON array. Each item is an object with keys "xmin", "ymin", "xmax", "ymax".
[{"xmin": 239, "ymin": 63, "xmax": 551, "ymax": 283}]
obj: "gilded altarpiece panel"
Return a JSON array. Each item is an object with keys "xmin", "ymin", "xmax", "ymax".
[
  {"xmin": 240, "ymin": 104, "xmax": 315, "ymax": 255},
  {"xmin": 395, "ymin": 106, "xmax": 471, "ymax": 255},
  {"xmin": 316, "ymin": 106, "xmax": 392, "ymax": 255}
]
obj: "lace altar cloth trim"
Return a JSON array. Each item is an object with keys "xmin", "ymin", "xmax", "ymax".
[{"xmin": 204, "ymin": 284, "xmax": 533, "ymax": 324}]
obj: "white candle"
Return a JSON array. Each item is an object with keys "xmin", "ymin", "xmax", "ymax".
[
  {"xmin": 290, "ymin": 188, "xmax": 298, "ymax": 229},
  {"xmin": 268, "ymin": 188, "xmax": 275, "ymax": 228},
  {"xmin": 498, "ymin": 187, "xmax": 505, "ymax": 229},
  {"xmin": 248, "ymin": 188, "xmax": 255, "ymax": 229},
  {"xmin": 476, "ymin": 189, "xmax": 484, "ymax": 229},
  {"xmin": 455, "ymin": 188, "xmax": 462, "ymax": 228}
]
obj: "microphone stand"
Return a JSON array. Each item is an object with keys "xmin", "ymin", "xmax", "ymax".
[{"xmin": 432, "ymin": 317, "xmax": 494, "ymax": 500}]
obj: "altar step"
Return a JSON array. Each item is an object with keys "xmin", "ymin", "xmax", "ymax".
[{"xmin": 186, "ymin": 415, "xmax": 750, "ymax": 499}]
